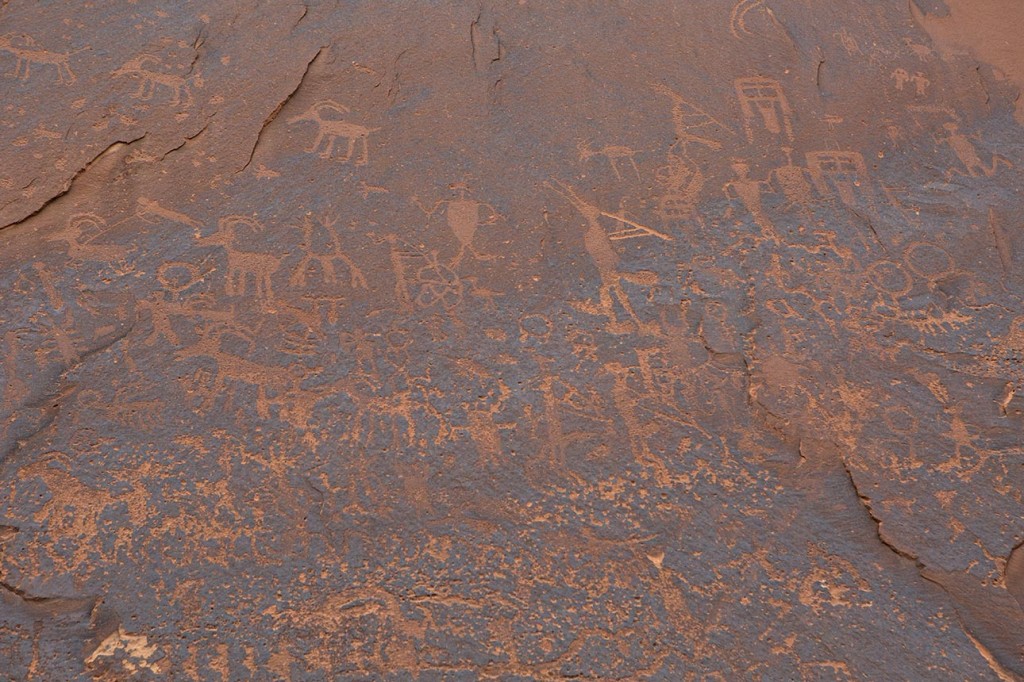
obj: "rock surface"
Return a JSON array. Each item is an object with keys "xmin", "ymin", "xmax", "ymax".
[{"xmin": 0, "ymin": 0, "xmax": 1022, "ymax": 679}]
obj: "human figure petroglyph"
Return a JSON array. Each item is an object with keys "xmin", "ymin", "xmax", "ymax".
[
  {"xmin": 735, "ymin": 77, "xmax": 793, "ymax": 142},
  {"xmin": 0, "ymin": 34, "xmax": 75, "ymax": 83},
  {"xmin": 455, "ymin": 358, "xmax": 511, "ymax": 467},
  {"xmin": 412, "ymin": 183, "xmax": 500, "ymax": 267},
  {"xmin": 724, "ymin": 160, "xmax": 780, "ymax": 242},
  {"xmin": 605, "ymin": 361, "xmax": 672, "ymax": 487},
  {"xmin": 769, "ymin": 147, "xmax": 817, "ymax": 217},
  {"xmin": 913, "ymin": 72, "xmax": 930, "ymax": 96},
  {"xmin": 194, "ymin": 216, "xmax": 280, "ymax": 302},
  {"xmin": 577, "ymin": 141, "xmax": 642, "ymax": 180},
  {"xmin": 937, "ymin": 122, "xmax": 1012, "ymax": 178},
  {"xmin": 113, "ymin": 55, "xmax": 198, "ymax": 106},
  {"xmin": 525, "ymin": 357, "xmax": 602, "ymax": 479},
  {"xmin": 380, "ymin": 234, "xmax": 415, "ymax": 313},
  {"xmin": 653, "ymin": 84, "xmax": 731, "ymax": 152},
  {"xmin": 891, "ymin": 68, "xmax": 911, "ymax": 91},
  {"xmin": 806, "ymin": 150, "xmax": 875, "ymax": 211},
  {"xmin": 137, "ymin": 262, "xmax": 213, "ymax": 347},
  {"xmin": 546, "ymin": 180, "xmax": 662, "ymax": 335},
  {"xmin": 893, "ymin": 69, "xmax": 929, "ymax": 96},
  {"xmin": 656, "ymin": 152, "xmax": 705, "ymax": 227},
  {"xmin": 288, "ymin": 100, "xmax": 378, "ymax": 165}
]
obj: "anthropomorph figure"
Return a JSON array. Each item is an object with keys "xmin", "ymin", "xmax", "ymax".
[
  {"xmin": 413, "ymin": 183, "xmax": 500, "ymax": 267},
  {"xmin": 547, "ymin": 180, "xmax": 661, "ymax": 335},
  {"xmin": 724, "ymin": 160, "xmax": 780, "ymax": 242},
  {"xmin": 769, "ymin": 147, "xmax": 817, "ymax": 217},
  {"xmin": 938, "ymin": 122, "xmax": 1012, "ymax": 178}
]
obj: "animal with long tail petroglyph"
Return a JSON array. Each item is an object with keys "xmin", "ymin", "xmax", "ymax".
[
  {"xmin": 0, "ymin": 34, "xmax": 76, "ymax": 83},
  {"xmin": 113, "ymin": 54, "xmax": 199, "ymax": 105},
  {"xmin": 288, "ymin": 100, "xmax": 379, "ymax": 165}
]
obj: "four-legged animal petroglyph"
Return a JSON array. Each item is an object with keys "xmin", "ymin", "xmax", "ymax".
[
  {"xmin": 288, "ymin": 100, "xmax": 378, "ymax": 165},
  {"xmin": 113, "ymin": 54, "xmax": 197, "ymax": 105},
  {"xmin": 0, "ymin": 34, "xmax": 75, "ymax": 83},
  {"xmin": 44, "ymin": 213, "xmax": 129, "ymax": 265},
  {"xmin": 195, "ymin": 216, "xmax": 281, "ymax": 301}
]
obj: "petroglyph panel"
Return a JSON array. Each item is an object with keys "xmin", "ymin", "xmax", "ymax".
[{"xmin": 0, "ymin": 0, "xmax": 1022, "ymax": 679}]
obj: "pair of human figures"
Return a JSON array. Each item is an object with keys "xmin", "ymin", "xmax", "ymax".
[{"xmin": 723, "ymin": 148, "xmax": 816, "ymax": 244}]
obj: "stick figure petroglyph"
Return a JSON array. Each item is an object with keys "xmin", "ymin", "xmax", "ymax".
[
  {"xmin": 937, "ymin": 122, "xmax": 1012, "ymax": 178},
  {"xmin": 0, "ymin": 34, "xmax": 76, "ymax": 83},
  {"xmin": 892, "ymin": 68, "xmax": 929, "ymax": 96},
  {"xmin": 194, "ymin": 216, "xmax": 280, "ymax": 302},
  {"xmin": 288, "ymin": 101, "xmax": 378, "ymax": 165},
  {"xmin": 138, "ymin": 262, "xmax": 210, "ymax": 347},
  {"xmin": 413, "ymin": 183, "xmax": 500, "ymax": 268},
  {"xmin": 113, "ymin": 54, "xmax": 198, "ymax": 105},
  {"xmin": 577, "ymin": 141, "xmax": 642, "ymax": 180}
]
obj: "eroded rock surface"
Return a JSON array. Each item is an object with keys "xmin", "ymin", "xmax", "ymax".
[{"xmin": 0, "ymin": 1, "xmax": 1022, "ymax": 679}]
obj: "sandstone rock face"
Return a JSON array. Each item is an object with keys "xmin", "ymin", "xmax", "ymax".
[{"xmin": 0, "ymin": 1, "xmax": 1022, "ymax": 679}]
